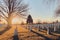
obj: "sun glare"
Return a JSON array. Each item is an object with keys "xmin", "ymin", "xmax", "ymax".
[{"xmin": 12, "ymin": 18, "xmax": 20, "ymax": 24}]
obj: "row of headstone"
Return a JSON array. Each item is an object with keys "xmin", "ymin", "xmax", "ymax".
[
  {"xmin": 23, "ymin": 23, "xmax": 60, "ymax": 34},
  {"xmin": 27, "ymin": 24, "xmax": 51, "ymax": 34}
]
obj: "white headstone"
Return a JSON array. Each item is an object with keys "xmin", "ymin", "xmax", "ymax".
[{"xmin": 47, "ymin": 27, "xmax": 50, "ymax": 34}]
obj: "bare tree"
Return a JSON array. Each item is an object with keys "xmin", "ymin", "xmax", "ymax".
[
  {"xmin": 0, "ymin": 0, "xmax": 28, "ymax": 25},
  {"xmin": 55, "ymin": 5, "xmax": 60, "ymax": 17}
]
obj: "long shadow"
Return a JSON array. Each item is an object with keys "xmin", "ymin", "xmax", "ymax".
[
  {"xmin": 49, "ymin": 32, "xmax": 60, "ymax": 40},
  {"xmin": 13, "ymin": 35, "xmax": 19, "ymax": 40},
  {"xmin": 57, "ymin": 36, "xmax": 60, "ymax": 40},
  {"xmin": 0, "ymin": 26, "xmax": 11, "ymax": 35},
  {"xmin": 31, "ymin": 30, "xmax": 52, "ymax": 40},
  {"xmin": 13, "ymin": 26, "xmax": 19, "ymax": 40}
]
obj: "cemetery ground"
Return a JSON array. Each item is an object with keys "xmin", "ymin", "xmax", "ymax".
[
  {"xmin": 0, "ymin": 24, "xmax": 11, "ymax": 35},
  {"xmin": 0, "ymin": 24, "xmax": 60, "ymax": 40}
]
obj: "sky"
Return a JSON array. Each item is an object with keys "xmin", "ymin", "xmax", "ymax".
[
  {"xmin": 24, "ymin": 0, "xmax": 60, "ymax": 23},
  {"xmin": 0, "ymin": 0, "xmax": 60, "ymax": 24}
]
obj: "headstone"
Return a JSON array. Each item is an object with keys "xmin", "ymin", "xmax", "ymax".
[
  {"xmin": 54, "ymin": 25, "xmax": 56, "ymax": 32},
  {"xmin": 47, "ymin": 27, "xmax": 50, "ymax": 35},
  {"xmin": 54, "ymin": 24, "xmax": 57, "ymax": 32},
  {"xmin": 30, "ymin": 25, "xmax": 32, "ymax": 31},
  {"xmin": 38, "ymin": 24, "xmax": 40, "ymax": 31},
  {"xmin": 39, "ymin": 26, "xmax": 40, "ymax": 31}
]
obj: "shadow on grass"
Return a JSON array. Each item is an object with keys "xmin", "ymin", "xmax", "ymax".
[
  {"xmin": 57, "ymin": 36, "xmax": 60, "ymax": 40},
  {"xmin": 0, "ymin": 26, "xmax": 11, "ymax": 35},
  {"xmin": 31, "ymin": 30, "xmax": 52, "ymax": 40},
  {"xmin": 13, "ymin": 35, "xmax": 19, "ymax": 40},
  {"xmin": 50, "ymin": 32, "xmax": 60, "ymax": 40}
]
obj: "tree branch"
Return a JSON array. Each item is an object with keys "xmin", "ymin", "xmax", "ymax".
[
  {"xmin": 0, "ymin": 10, "xmax": 8, "ymax": 18},
  {"xmin": 0, "ymin": 14, "xmax": 8, "ymax": 22}
]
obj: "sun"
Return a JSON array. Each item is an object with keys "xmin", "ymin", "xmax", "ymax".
[{"xmin": 12, "ymin": 18, "xmax": 20, "ymax": 24}]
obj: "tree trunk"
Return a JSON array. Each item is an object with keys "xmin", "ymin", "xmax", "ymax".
[{"xmin": 7, "ymin": 16, "xmax": 11, "ymax": 27}]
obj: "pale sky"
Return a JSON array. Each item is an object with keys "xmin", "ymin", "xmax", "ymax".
[
  {"xmin": 1, "ymin": 0, "xmax": 60, "ymax": 24},
  {"xmin": 24, "ymin": 0, "xmax": 60, "ymax": 23}
]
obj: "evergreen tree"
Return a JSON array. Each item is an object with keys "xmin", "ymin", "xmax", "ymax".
[{"xmin": 27, "ymin": 15, "xmax": 33, "ymax": 24}]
